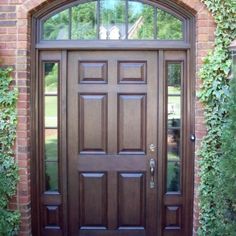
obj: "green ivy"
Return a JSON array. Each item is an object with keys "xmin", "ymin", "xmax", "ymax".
[
  {"xmin": 198, "ymin": 0, "xmax": 236, "ymax": 235},
  {"xmin": 0, "ymin": 67, "xmax": 20, "ymax": 235}
]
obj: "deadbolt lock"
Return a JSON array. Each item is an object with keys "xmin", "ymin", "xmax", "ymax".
[{"xmin": 149, "ymin": 144, "xmax": 156, "ymax": 153}]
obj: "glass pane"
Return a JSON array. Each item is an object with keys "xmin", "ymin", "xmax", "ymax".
[
  {"xmin": 168, "ymin": 118, "xmax": 180, "ymax": 129},
  {"xmin": 71, "ymin": 2, "xmax": 97, "ymax": 39},
  {"xmin": 168, "ymin": 96, "xmax": 181, "ymax": 120},
  {"xmin": 43, "ymin": 9, "xmax": 69, "ymax": 40},
  {"xmin": 167, "ymin": 129, "xmax": 180, "ymax": 159},
  {"xmin": 44, "ymin": 63, "xmax": 58, "ymax": 93},
  {"xmin": 100, "ymin": 0, "xmax": 126, "ymax": 40},
  {"xmin": 168, "ymin": 63, "xmax": 181, "ymax": 94},
  {"xmin": 45, "ymin": 96, "xmax": 58, "ymax": 127},
  {"xmin": 167, "ymin": 124, "xmax": 181, "ymax": 192},
  {"xmin": 128, "ymin": 2, "xmax": 155, "ymax": 39},
  {"xmin": 45, "ymin": 129, "xmax": 58, "ymax": 161},
  {"xmin": 167, "ymin": 96, "xmax": 181, "ymax": 192},
  {"xmin": 167, "ymin": 161, "xmax": 180, "ymax": 192},
  {"xmin": 166, "ymin": 62, "xmax": 182, "ymax": 193},
  {"xmin": 45, "ymin": 162, "xmax": 59, "ymax": 191},
  {"xmin": 157, "ymin": 9, "xmax": 183, "ymax": 40}
]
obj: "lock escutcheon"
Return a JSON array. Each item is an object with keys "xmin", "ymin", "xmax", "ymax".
[{"xmin": 149, "ymin": 144, "xmax": 156, "ymax": 153}]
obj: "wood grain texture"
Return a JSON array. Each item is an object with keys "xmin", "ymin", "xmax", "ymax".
[
  {"xmin": 118, "ymin": 61, "xmax": 147, "ymax": 84},
  {"xmin": 118, "ymin": 94, "xmax": 146, "ymax": 154},
  {"xmin": 79, "ymin": 61, "xmax": 108, "ymax": 83},
  {"xmin": 79, "ymin": 173, "xmax": 108, "ymax": 228},
  {"xmin": 79, "ymin": 94, "xmax": 107, "ymax": 153},
  {"xmin": 118, "ymin": 173, "xmax": 146, "ymax": 228}
]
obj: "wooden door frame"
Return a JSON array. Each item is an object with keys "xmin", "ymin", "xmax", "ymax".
[{"xmin": 30, "ymin": 1, "xmax": 196, "ymax": 235}]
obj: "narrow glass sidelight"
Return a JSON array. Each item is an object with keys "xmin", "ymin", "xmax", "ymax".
[
  {"xmin": 166, "ymin": 63, "xmax": 182, "ymax": 193},
  {"xmin": 41, "ymin": 0, "xmax": 184, "ymax": 41},
  {"xmin": 43, "ymin": 62, "xmax": 59, "ymax": 192}
]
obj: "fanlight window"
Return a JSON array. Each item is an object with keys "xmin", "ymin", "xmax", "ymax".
[{"xmin": 42, "ymin": 0, "xmax": 184, "ymax": 41}]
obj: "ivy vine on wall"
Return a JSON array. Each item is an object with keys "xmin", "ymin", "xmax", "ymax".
[
  {"xmin": 0, "ymin": 67, "xmax": 19, "ymax": 235},
  {"xmin": 198, "ymin": 0, "xmax": 236, "ymax": 235}
]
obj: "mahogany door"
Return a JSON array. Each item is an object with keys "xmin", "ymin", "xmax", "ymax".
[{"xmin": 68, "ymin": 51, "xmax": 159, "ymax": 236}]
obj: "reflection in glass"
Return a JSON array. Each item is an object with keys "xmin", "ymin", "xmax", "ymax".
[
  {"xmin": 45, "ymin": 129, "xmax": 58, "ymax": 161},
  {"xmin": 157, "ymin": 9, "xmax": 183, "ymax": 40},
  {"xmin": 45, "ymin": 97, "xmax": 58, "ymax": 127},
  {"xmin": 168, "ymin": 63, "xmax": 181, "ymax": 94},
  {"xmin": 128, "ymin": 2, "xmax": 154, "ymax": 39},
  {"xmin": 71, "ymin": 2, "xmax": 97, "ymax": 39},
  {"xmin": 167, "ymin": 129, "xmax": 180, "ymax": 191},
  {"xmin": 42, "ymin": 1, "xmax": 185, "ymax": 41},
  {"xmin": 44, "ymin": 63, "xmax": 58, "ymax": 93},
  {"xmin": 168, "ymin": 129, "xmax": 180, "ymax": 157},
  {"xmin": 168, "ymin": 96, "xmax": 181, "ymax": 120},
  {"xmin": 43, "ymin": 9, "xmax": 69, "ymax": 40},
  {"xmin": 166, "ymin": 62, "xmax": 182, "ymax": 192},
  {"xmin": 168, "ymin": 118, "xmax": 180, "ymax": 129},
  {"xmin": 100, "ymin": 0, "xmax": 126, "ymax": 39},
  {"xmin": 45, "ymin": 162, "xmax": 59, "ymax": 191},
  {"xmin": 167, "ymin": 161, "xmax": 180, "ymax": 192}
]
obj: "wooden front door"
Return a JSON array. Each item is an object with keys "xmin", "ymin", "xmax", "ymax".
[
  {"xmin": 38, "ymin": 49, "xmax": 193, "ymax": 236},
  {"xmin": 68, "ymin": 51, "xmax": 158, "ymax": 236}
]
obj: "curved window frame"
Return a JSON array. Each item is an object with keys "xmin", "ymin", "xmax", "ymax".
[{"xmin": 38, "ymin": 0, "xmax": 190, "ymax": 43}]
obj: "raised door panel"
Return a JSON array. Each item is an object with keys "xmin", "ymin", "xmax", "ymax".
[
  {"xmin": 79, "ymin": 94, "xmax": 107, "ymax": 153},
  {"xmin": 118, "ymin": 94, "xmax": 146, "ymax": 154},
  {"xmin": 118, "ymin": 61, "xmax": 147, "ymax": 84},
  {"xmin": 165, "ymin": 206, "xmax": 182, "ymax": 230},
  {"xmin": 118, "ymin": 173, "xmax": 146, "ymax": 228},
  {"xmin": 79, "ymin": 173, "xmax": 108, "ymax": 228},
  {"xmin": 43, "ymin": 206, "xmax": 61, "ymax": 229},
  {"xmin": 79, "ymin": 61, "xmax": 108, "ymax": 83}
]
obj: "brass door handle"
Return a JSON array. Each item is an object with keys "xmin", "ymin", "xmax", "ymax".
[{"xmin": 149, "ymin": 158, "xmax": 156, "ymax": 189}]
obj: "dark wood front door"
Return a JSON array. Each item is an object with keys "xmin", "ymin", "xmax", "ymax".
[
  {"xmin": 38, "ymin": 49, "xmax": 193, "ymax": 236},
  {"xmin": 68, "ymin": 51, "xmax": 158, "ymax": 236}
]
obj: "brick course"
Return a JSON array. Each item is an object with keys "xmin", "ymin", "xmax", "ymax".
[{"xmin": 0, "ymin": 0, "xmax": 215, "ymax": 235}]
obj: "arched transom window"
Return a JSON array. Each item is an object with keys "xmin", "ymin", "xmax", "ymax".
[{"xmin": 41, "ymin": 0, "xmax": 184, "ymax": 41}]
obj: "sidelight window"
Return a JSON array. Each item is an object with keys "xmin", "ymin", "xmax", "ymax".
[
  {"xmin": 166, "ymin": 62, "xmax": 182, "ymax": 193},
  {"xmin": 43, "ymin": 62, "xmax": 59, "ymax": 192},
  {"xmin": 42, "ymin": 0, "xmax": 184, "ymax": 41}
]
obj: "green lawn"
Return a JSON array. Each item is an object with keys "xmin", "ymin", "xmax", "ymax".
[
  {"xmin": 45, "ymin": 96, "xmax": 58, "ymax": 127},
  {"xmin": 45, "ymin": 130, "xmax": 58, "ymax": 191}
]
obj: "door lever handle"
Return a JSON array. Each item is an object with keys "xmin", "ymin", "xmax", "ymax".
[{"xmin": 149, "ymin": 158, "xmax": 156, "ymax": 189}]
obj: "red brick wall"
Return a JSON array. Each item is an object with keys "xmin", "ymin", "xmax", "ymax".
[{"xmin": 0, "ymin": 0, "xmax": 215, "ymax": 235}]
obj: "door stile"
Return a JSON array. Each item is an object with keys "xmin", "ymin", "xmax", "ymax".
[
  {"xmin": 33, "ymin": 48, "xmax": 41, "ymax": 236},
  {"xmin": 61, "ymin": 50, "xmax": 68, "ymax": 235},
  {"xmin": 157, "ymin": 49, "xmax": 165, "ymax": 236},
  {"xmin": 146, "ymin": 51, "xmax": 159, "ymax": 236},
  {"xmin": 67, "ymin": 52, "xmax": 80, "ymax": 235},
  {"xmin": 107, "ymin": 58, "xmax": 118, "ymax": 230},
  {"xmin": 184, "ymin": 49, "xmax": 194, "ymax": 235}
]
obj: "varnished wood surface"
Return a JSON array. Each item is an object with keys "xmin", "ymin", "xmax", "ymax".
[{"xmin": 68, "ymin": 51, "xmax": 158, "ymax": 236}]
